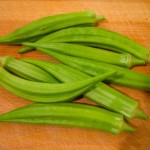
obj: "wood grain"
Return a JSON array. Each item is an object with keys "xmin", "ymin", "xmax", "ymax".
[{"xmin": 0, "ymin": 0, "xmax": 150, "ymax": 150}]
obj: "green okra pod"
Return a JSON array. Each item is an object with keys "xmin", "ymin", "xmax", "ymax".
[
  {"xmin": 22, "ymin": 27, "xmax": 149, "ymax": 63},
  {"xmin": 0, "ymin": 103, "xmax": 135, "ymax": 135},
  {"xmin": 0, "ymin": 80, "xmax": 94, "ymax": 103},
  {"xmin": 85, "ymin": 83, "xmax": 147, "ymax": 120},
  {"xmin": 0, "ymin": 11, "xmax": 104, "ymax": 45},
  {"xmin": 22, "ymin": 42, "xmax": 144, "ymax": 68},
  {"xmin": 18, "ymin": 23, "xmax": 99, "ymax": 50},
  {"xmin": 21, "ymin": 58, "xmax": 147, "ymax": 120},
  {"xmin": 0, "ymin": 56, "xmax": 58, "ymax": 83},
  {"xmin": 0, "ymin": 68, "xmax": 115, "ymax": 102},
  {"xmin": 21, "ymin": 59, "xmax": 90, "ymax": 83},
  {"xmin": 0, "ymin": 67, "xmax": 115, "ymax": 94},
  {"xmin": 32, "ymin": 48, "xmax": 150, "ymax": 91}
]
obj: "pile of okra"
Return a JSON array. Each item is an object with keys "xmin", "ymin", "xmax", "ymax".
[{"xmin": 0, "ymin": 11, "xmax": 149, "ymax": 135}]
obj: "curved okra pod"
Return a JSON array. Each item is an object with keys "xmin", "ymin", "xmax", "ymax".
[
  {"xmin": 21, "ymin": 27, "xmax": 150, "ymax": 63},
  {"xmin": 0, "ymin": 80, "xmax": 94, "ymax": 103},
  {"xmin": 0, "ymin": 67, "xmax": 115, "ymax": 94},
  {"xmin": 22, "ymin": 42, "xmax": 144, "ymax": 68},
  {"xmin": 0, "ymin": 56, "xmax": 58, "ymax": 83},
  {"xmin": 0, "ymin": 11, "xmax": 104, "ymax": 45},
  {"xmin": 21, "ymin": 58, "xmax": 147, "ymax": 120},
  {"xmin": 32, "ymin": 48, "xmax": 150, "ymax": 91},
  {"xmin": 0, "ymin": 103, "xmax": 135, "ymax": 135}
]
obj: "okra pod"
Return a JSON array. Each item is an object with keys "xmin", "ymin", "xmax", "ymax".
[
  {"xmin": 0, "ymin": 80, "xmax": 94, "ymax": 103},
  {"xmin": 0, "ymin": 103, "xmax": 135, "ymax": 135},
  {"xmin": 21, "ymin": 58, "xmax": 147, "ymax": 120},
  {"xmin": 22, "ymin": 27, "xmax": 149, "ymax": 63},
  {"xmin": 0, "ymin": 67, "xmax": 115, "ymax": 94},
  {"xmin": 22, "ymin": 42, "xmax": 144, "ymax": 68},
  {"xmin": 0, "ymin": 56, "xmax": 58, "ymax": 83},
  {"xmin": 18, "ymin": 23, "xmax": 99, "ymax": 50},
  {"xmin": 33, "ymin": 48, "xmax": 150, "ymax": 91},
  {"xmin": 0, "ymin": 11, "xmax": 104, "ymax": 45},
  {"xmin": 0, "ymin": 68, "xmax": 115, "ymax": 102}
]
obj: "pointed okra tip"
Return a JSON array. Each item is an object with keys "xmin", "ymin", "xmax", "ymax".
[
  {"xmin": 22, "ymin": 42, "xmax": 35, "ymax": 48},
  {"xmin": 122, "ymin": 122, "xmax": 136, "ymax": 133},
  {"xmin": 146, "ymin": 52, "xmax": 150, "ymax": 64},
  {"xmin": 131, "ymin": 56, "xmax": 146, "ymax": 68},
  {"xmin": 95, "ymin": 15, "xmax": 105, "ymax": 22},
  {"xmin": 135, "ymin": 108, "xmax": 148, "ymax": 120},
  {"xmin": 18, "ymin": 47, "xmax": 33, "ymax": 54},
  {"xmin": 0, "ymin": 36, "xmax": 10, "ymax": 44}
]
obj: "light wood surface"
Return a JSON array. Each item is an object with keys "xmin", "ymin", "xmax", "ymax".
[{"xmin": 0, "ymin": 0, "xmax": 150, "ymax": 150}]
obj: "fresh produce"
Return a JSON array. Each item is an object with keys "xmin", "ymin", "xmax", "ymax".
[
  {"xmin": 22, "ymin": 58, "xmax": 147, "ymax": 120},
  {"xmin": 0, "ymin": 10, "xmax": 149, "ymax": 135},
  {"xmin": 0, "ymin": 56, "xmax": 58, "ymax": 83},
  {"xmin": 0, "ymin": 80, "xmax": 94, "ymax": 103},
  {"xmin": 0, "ymin": 103, "xmax": 135, "ymax": 135},
  {"xmin": 0, "ymin": 11, "xmax": 104, "ymax": 45},
  {"xmin": 21, "ymin": 42, "xmax": 144, "ymax": 68},
  {"xmin": 19, "ymin": 27, "xmax": 150, "ymax": 64},
  {"xmin": 0, "ymin": 67, "xmax": 115, "ymax": 102},
  {"xmin": 26, "ymin": 48, "xmax": 150, "ymax": 91}
]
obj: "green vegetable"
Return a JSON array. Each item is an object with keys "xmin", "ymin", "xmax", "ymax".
[
  {"xmin": 22, "ymin": 42, "xmax": 144, "ymax": 68},
  {"xmin": 0, "ymin": 80, "xmax": 94, "ymax": 103},
  {"xmin": 0, "ymin": 67, "xmax": 114, "ymax": 102},
  {"xmin": 21, "ymin": 58, "xmax": 147, "ymax": 120},
  {"xmin": 6, "ymin": 34, "xmax": 48, "ymax": 45},
  {"xmin": 0, "ymin": 67, "xmax": 114, "ymax": 94},
  {"xmin": 85, "ymin": 83, "xmax": 147, "ymax": 120},
  {"xmin": 18, "ymin": 23, "xmax": 99, "ymax": 49},
  {"xmin": 0, "ymin": 11, "xmax": 104, "ymax": 45},
  {"xmin": 32, "ymin": 48, "xmax": 150, "ymax": 91},
  {"xmin": 0, "ymin": 103, "xmax": 135, "ymax": 135},
  {"xmin": 0, "ymin": 56, "xmax": 58, "ymax": 83},
  {"xmin": 20, "ymin": 27, "xmax": 150, "ymax": 63},
  {"xmin": 21, "ymin": 59, "xmax": 90, "ymax": 83}
]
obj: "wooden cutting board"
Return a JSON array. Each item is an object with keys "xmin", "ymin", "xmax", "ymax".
[{"xmin": 0, "ymin": 0, "xmax": 150, "ymax": 150}]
